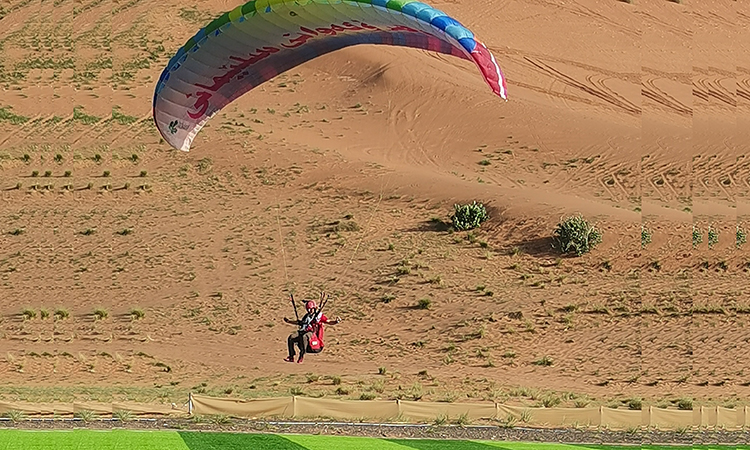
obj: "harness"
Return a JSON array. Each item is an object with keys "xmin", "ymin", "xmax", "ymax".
[{"xmin": 298, "ymin": 310, "xmax": 321, "ymax": 332}]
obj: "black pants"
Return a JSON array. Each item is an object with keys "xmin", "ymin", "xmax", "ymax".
[{"xmin": 288, "ymin": 330, "xmax": 312, "ymax": 358}]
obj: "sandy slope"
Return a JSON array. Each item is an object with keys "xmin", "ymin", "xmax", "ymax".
[{"xmin": 0, "ymin": 0, "xmax": 749, "ymax": 410}]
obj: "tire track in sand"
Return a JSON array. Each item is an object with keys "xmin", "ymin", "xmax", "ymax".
[
  {"xmin": 523, "ymin": 57, "xmax": 641, "ymax": 115},
  {"xmin": 641, "ymin": 72, "xmax": 693, "ymax": 117}
]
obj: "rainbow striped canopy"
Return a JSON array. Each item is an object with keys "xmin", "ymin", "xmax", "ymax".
[{"xmin": 153, "ymin": 0, "xmax": 507, "ymax": 152}]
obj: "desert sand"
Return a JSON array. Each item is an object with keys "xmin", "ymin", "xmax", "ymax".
[{"xmin": 0, "ymin": 0, "xmax": 748, "ymax": 411}]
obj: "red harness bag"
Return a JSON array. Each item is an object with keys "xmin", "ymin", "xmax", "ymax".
[{"xmin": 306, "ymin": 322, "xmax": 325, "ymax": 354}]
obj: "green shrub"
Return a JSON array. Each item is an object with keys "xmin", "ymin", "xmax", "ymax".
[
  {"xmin": 5, "ymin": 410, "xmax": 24, "ymax": 423},
  {"xmin": 451, "ymin": 201, "xmax": 489, "ymax": 231},
  {"xmin": 641, "ymin": 225, "xmax": 652, "ymax": 248},
  {"xmin": 532, "ymin": 355, "xmax": 553, "ymax": 366},
  {"xmin": 113, "ymin": 409, "xmax": 133, "ymax": 422},
  {"xmin": 552, "ymin": 215, "xmax": 602, "ymax": 256},
  {"xmin": 417, "ymin": 298, "xmax": 431, "ymax": 310},
  {"xmin": 677, "ymin": 398, "xmax": 693, "ymax": 410},
  {"xmin": 692, "ymin": 226, "xmax": 703, "ymax": 248},
  {"xmin": 541, "ymin": 395, "xmax": 561, "ymax": 408},
  {"xmin": 737, "ymin": 226, "xmax": 747, "ymax": 249},
  {"xmin": 627, "ymin": 398, "xmax": 642, "ymax": 410}
]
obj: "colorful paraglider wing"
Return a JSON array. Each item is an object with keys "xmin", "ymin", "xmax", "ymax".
[{"xmin": 153, "ymin": 0, "xmax": 507, "ymax": 152}]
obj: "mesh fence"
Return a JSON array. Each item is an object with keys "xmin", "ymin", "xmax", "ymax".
[{"xmin": 190, "ymin": 394, "xmax": 749, "ymax": 430}]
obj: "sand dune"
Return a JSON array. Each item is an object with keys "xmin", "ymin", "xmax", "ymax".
[{"xmin": 0, "ymin": 0, "xmax": 748, "ymax": 409}]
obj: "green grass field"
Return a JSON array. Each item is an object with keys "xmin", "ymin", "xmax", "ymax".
[{"xmin": 0, "ymin": 430, "xmax": 744, "ymax": 450}]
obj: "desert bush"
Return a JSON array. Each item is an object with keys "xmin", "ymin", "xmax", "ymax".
[
  {"xmin": 396, "ymin": 265, "xmax": 411, "ymax": 275},
  {"xmin": 210, "ymin": 414, "xmax": 232, "ymax": 425},
  {"xmin": 677, "ymin": 398, "xmax": 693, "ymax": 410},
  {"xmin": 552, "ymin": 215, "xmax": 602, "ymax": 256},
  {"xmin": 692, "ymin": 226, "xmax": 703, "ymax": 248},
  {"xmin": 641, "ymin": 225, "xmax": 652, "ymax": 248},
  {"xmin": 451, "ymin": 201, "xmax": 489, "ymax": 231},
  {"xmin": 627, "ymin": 398, "xmax": 643, "ymax": 410},
  {"xmin": 113, "ymin": 409, "xmax": 133, "ymax": 422},
  {"xmin": 737, "ymin": 226, "xmax": 747, "ymax": 249},
  {"xmin": 5, "ymin": 410, "xmax": 24, "ymax": 423},
  {"xmin": 332, "ymin": 220, "xmax": 360, "ymax": 232},
  {"xmin": 499, "ymin": 414, "xmax": 518, "ymax": 428},
  {"xmin": 454, "ymin": 412, "xmax": 471, "ymax": 426},
  {"xmin": 76, "ymin": 409, "xmax": 96, "ymax": 423},
  {"xmin": 540, "ymin": 395, "xmax": 561, "ymax": 408}
]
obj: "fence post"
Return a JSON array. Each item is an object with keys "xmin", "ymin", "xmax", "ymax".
[
  {"xmin": 188, "ymin": 392, "xmax": 193, "ymax": 415},
  {"xmin": 715, "ymin": 405, "xmax": 719, "ymax": 429},
  {"xmin": 292, "ymin": 396, "xmax": 297, "ymax": 418}
]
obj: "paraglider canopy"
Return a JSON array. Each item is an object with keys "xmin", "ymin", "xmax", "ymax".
[{"xmin": 153, "ymin": 0, "xmax": 508, "ymax": 152}]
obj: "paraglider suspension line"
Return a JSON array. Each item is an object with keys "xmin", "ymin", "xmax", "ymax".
[
  {"xmin": 275, "ymin": 197, "xmax": 289, "ymax": 286},
  {"xmin": 340, "ymin": 174, "xmax": 388, "ymax": 279}
]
